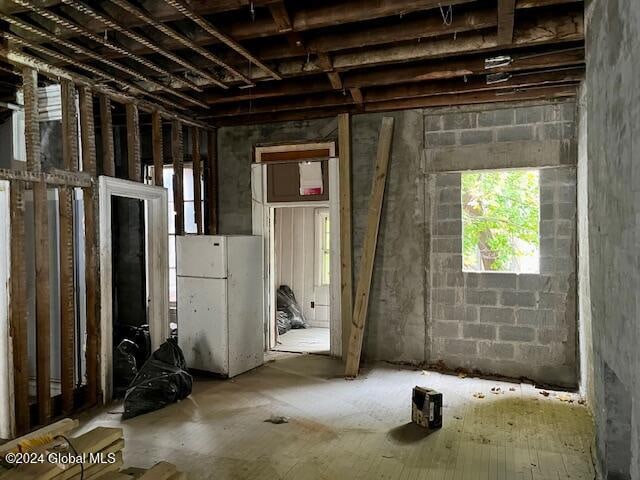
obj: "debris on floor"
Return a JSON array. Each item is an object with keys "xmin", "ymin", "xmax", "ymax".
[
  {"xmin": 490, "ymin": 387, "xmax": 503, "ymax": 394},
  {"xmin": 473, "ymin": 392, "xmax": 485, "ymax": 399},
  {"xmin": 558, "ymin": 393, "xmax": 575, "ymax": 403},
  {"xmin": 264, "ymin": 415, "xmax": 290, "ymax": 424},
  {"xmin": 539, "ymin": 390, "xmax": 551, "ymax": 397},
  {"xmin": 0, "ymin": 420, "xmax": 188, "ymax": 478},
  {"xmin": 411, "ymin": 387, "xmax": 443, "ymax": 430}
]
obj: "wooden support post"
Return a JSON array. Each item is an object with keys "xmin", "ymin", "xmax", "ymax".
[
  {"xmin": 344, "ymin": 117, "xmax": 394, "ymax": 377},
  {"xmin": 83, "ymin": 186, "xmax": 98, "ymax": 406},
  {"xmin": 152, "ymin": 111, "xmax": 164, "ymax": 187},
  {"xmin": 22, "ymin": 67, "xmax": 41, "ymax": 173},
  {"xmin": 78, "ymin": 87, "xmax": 97, "ymax": 176},
  {"xmin": 61, "ymin": 80, "xmax": 78, "ymax": 172},
  {"xmin": 79, "ymin": 86, "xmax": 99, "ymax": 405},
  {"xmin": 192, "ymin": 127, "xmax": 202, "ymax": 234},
  {"xmin": 204, "ymin": 129, "xmax": 218, "ymax": 235},
  {"xmin": 10, "ymin": 181, "xmax": 29, "ymax": 434},
  {"xmin": 338, "ymin": 113, "xmax": 353, "ymax": 361},
  {"xmin": 58, "ymin": 187, "xmax": 76, "ymax": 414},
  {"xmin": 99, "ymin": 94, "xmax": 115, "ymax": 176},
  {"xmin": 171, "ymin": 120, "xmax": 184, "ymax": 236},
  {"xmin": 33, "ymin": 181, "xmax": 51, "ymax": 424},
  {"xmin": 126, "ymin": 103, "xmax": 141, "ymax": 182}
]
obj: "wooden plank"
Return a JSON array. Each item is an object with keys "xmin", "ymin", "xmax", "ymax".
[
  {"xmin": 498, "ymin": 0, "xmax": 517, "ymax": 45},
  {"xmin": 22, "ymin": 67, "xmax": 40, "ymax": 173},
  {"xmin": 54, "ymin": 440, "xmax": 125, "ymax": 480},
  {"xmin": 79, "ymin": 86, "xmax": 97, "ymax": 176},
  {"xmin": 0, "ymin": 168, "xmax": 92, "ymax": 187},
  {"xmin": 344, "ymin": 117, "xmax": 394, "ymax": 377},
  {"xmin": 59, "ymin": 187, "xmax": 75, "ymax": 415},
  {"xmin": 100, "ymin": 94, "xmax": 115, "ymax": 177},
  {"xmin": 84, "ymin": 186, "xmax": 99, "ymax": 406},
  {"xmin": 338, "ymin": 114, "xmax": 353, "ymax": 361},
  {"xmin": 138, "ymin": 462, "xmax": 177, "ymax": 480},
  {"xmin": 349, "ymin": 88, "xmax": 363, "ymax": 105},
  {"xmin": 9, "ymin": 181, "xmax": 29, "ymax": 435},
  {"xmin": 126, "ymin": 103, "xmax": 141, "ymax": 182},
  {"xmin": 204, "ymin": 129, "xmax": 218, "ymax": 235},
  {"xmin": 171, "ymin": 120, "xmax": 185, "ymax": 236},
  {"xmin": 152, "ymin": 111, "xmax": 164, "ymax": 187},
  {"xmin": 61, "ymin": 79, "xmax": 78, "ymax": 172},
  {"xmin": 33, "ymin": 180, "xmax": 51, "ymax": 424},
  {"xmin": 0, "ymin": 418, "xmax": 79, "ymax": 457},
  {"xmin": 191, "ymin": 127, "xmax": 203, "ymax": 234}
]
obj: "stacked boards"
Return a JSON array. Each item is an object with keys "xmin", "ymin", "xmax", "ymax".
[{"xmin": 0, "ymin": 420, "xmax": 186, "ymax": 479}]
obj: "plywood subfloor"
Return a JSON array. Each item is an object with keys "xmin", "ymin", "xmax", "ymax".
[
  {"xmin": 76, "ymin": 353, "xmax": 595, "ymax": 479},
  {"xmin": 274, "ymin": 327, "xmax": 330, "ymax": 354}
]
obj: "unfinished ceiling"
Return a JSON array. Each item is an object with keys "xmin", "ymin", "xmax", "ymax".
[{"xmin": 0, "ymin": 0, "xmax": 585, "ymax": 124}]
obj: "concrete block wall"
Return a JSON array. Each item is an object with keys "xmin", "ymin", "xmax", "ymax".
[
  {"xmin": 428, "ymin": 168, "xmax": 577, "ymax": 387},
  {"xmin": 216, "ymin": 99, "xmax": 579, "ymax": 388},
  {"xmin": 424, "ymin": 102, "xmax": 576, "ymax": 149},
  {"xmin": 586, "ymin": 0, "xmax": 640, "ymax": 477}
]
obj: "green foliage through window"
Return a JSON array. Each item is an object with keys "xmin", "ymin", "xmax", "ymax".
[{"xmin": 461, "ymin": 170, "xmax": 540, "ymax": 273}]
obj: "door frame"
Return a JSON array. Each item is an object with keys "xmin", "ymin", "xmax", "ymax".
[
  {"xmin": 252, "ymin": 142, "xmax": 342, "ymax": 357},
  {"xmin": 0, "ymin": 180, "xmax": 15, "ymax": 438},
  {"xmin": 98, "ymin": 176, "xmax": 169, "ymax": 401}
]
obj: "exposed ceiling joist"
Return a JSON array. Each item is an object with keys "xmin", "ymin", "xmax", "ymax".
[
  {"xmin": 498, "ymin": 0, "xmax": 517, "ymax": 45},
  {"xmin": 161, "ymin": 0, "xmax": 282, "ymax": 80},
  {"xmin": 107, "ymin": 0, "xmax": 251, "ymax": 86},
  {"xmin": 59, "ymin": 0, "xmax": 228, "ymax": 89}
]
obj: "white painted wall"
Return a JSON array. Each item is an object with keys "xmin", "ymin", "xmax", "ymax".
[{"xmin": 274, "ymin": 207, "xmax": 329, "ymax": 328}]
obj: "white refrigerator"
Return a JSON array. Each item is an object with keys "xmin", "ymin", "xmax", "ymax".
[{"xmin": 176, "ymin": 235, "xmax": 263, "ymax": 377}]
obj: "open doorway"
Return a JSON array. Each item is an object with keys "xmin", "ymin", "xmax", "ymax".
[
  {"xmin": 272, "ymin": 206, "xmax": 331, "ymax": 355},
  {"xmin": 251, "ymin": 142, "xmax": 342, "ymax": 358}
]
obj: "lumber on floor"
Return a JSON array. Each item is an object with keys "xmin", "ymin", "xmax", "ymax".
[{"xmin": 344, "ymin": 117, "xmax": 394, "ymax": 377}]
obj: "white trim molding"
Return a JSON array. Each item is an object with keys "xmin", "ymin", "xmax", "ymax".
[{"xmin": 98, "ymin": 176, "xmax": 169, "ymax": 401}]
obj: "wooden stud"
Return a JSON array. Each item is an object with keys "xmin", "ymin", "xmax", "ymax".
[
  {"xmin": 59, "ymin": 186, "xmax": 76, "ymax": 414},
  {"xmin": 152, "ymin": 111, "xmax": 164, "ymax": 187},
  {"xmin": 126, "ymin": 103, "xmax": 141, "ymax": 182},
  {"xmin": 10, "ymin": 181, "xmax": 29, "ymax": 434},
  {"xmin": 498, "ymin": 0, "xmax": 517, "ymax": 45},
  {"xmin": 33, "ymin": 180, "xmax": 51, "ymax": 424},
  {"xmin": 22, "ymin": 67, "xmax": 40, "ymax": 173},
  {"xmin": 172, "ymin": 120, "xmax": 185, "ymax": 236},
  {"xmin": 99, "ymin": 94, "xmax": 115, "ymax": 177},
  {"xmin": 338, "ymin": 113, "xmax": 353, "ymax": 361},
  {"xmin": 349, "ymin": 87, "xmax": 363, "ymax": 105},
  {"xmin": 80, "ymin": 86, "xmax": 99, "ymax": 405},
  {"xmin": 0, "ymin": 168, "xmax": 92, "ymax": 187},
  {"xmin": 83, "ymin": 186, "xmax": 99, "ymax": 406},
  {"xmin": 79, "ymin": 86, "xmax": 97, "ymax": 176},
  {"xmin": 345, "ymin": 117, "xmax": 394, "ymax": 377},
  {"xmin": 191, "ymin": 127, "xmax": 203, "ymax": 235},
  {"xmin": 204, "ymin": 129, "xmax": 218, "ymax": 235},
  {"xmin": 61, "ymin": 79, "xmax": 78, "ymax": 172}
]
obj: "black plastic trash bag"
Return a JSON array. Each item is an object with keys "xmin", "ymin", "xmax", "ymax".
[
  {"xmin": 113, "ymin": 339, "xmax": 138, "ymax": 399},
  {"xmin": 122, "ymin": 337, "xmax": 193, "ymax": 419},
  {"xmin": 276, "ymin": 285, "xmax": 309, "ymax": 330},
  {"xmin": 277, "ymin": 310, "xmax": 292, "ymax": 335}
]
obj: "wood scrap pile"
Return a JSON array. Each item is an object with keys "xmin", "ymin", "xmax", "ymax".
[{"xmin": 0, "ymin": 419, "xmax": 187, "ymax": 479}]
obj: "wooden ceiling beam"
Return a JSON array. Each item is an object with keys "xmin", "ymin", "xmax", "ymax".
[
  {"xmin": 107, "ymin": 0, "xmax": 248, "ymax": 86},
  {"xmin": 498, "ymin": 0, "xmax": 517, "ymax": 45},
  {"xmin": 200, "ymin": 47, "xmax": 583, "ymax": 105},
  {"xmin": 0, "ymin": 13, "xmax": 208, "ymax": 107},
  {"xmin": 267, "ymin": 1, "xmax": 305, "ymax": 51},
  {"xmin": 205, "ymin": 68, "xmax": 583, "ymax": 117},
  {"xmin": 211, "ymin": 84, "xmax": 577, "ymax": 126},
  {"xmin": 161, "ymin": 0, "xmax": 282, "ymax": 80},
  {"xmin": 59, "ymin": 0, "xmax": 228, "ymax": 88},
  {"xmin": 11, "ymin": 0, "xmax": 203, "ymax": 92}
]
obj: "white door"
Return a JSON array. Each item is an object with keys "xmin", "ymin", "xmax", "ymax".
[{"xmin": 313, "ymin": 209, "xmax": 331, "ymax": 327}]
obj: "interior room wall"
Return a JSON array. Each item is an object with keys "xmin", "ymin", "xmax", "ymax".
[
  {"xmin": 217, "ymin": 100, "xmax": 579, "ymax": 387},
  {"xmin": 274, "ymin": 207, "xmax": 319, "ymax": 326},
  {"xmin": 586, "ymin": 0, "xmax": 639, "ymax": 477}
]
